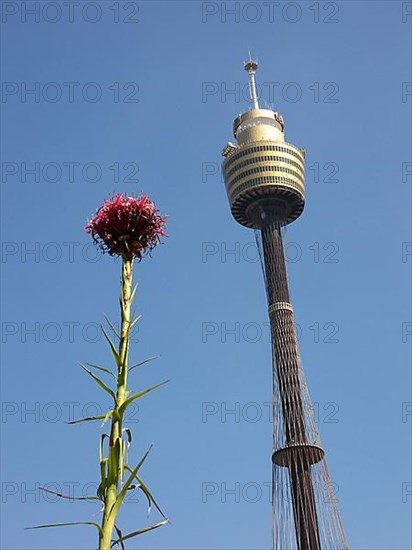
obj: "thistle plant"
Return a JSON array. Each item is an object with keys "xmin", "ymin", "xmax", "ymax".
[{"xmin": 29, "ymin": 193, "xmax": 168, "ymax": 549}]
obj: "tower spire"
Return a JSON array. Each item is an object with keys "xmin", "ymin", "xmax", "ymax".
[{"xmin": 244, "ymin": 56, "xmax": 259, "ymax": 110}]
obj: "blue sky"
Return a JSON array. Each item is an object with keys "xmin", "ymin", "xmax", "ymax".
[{"xmin": 1, "ymin": 1, "xmax": 411, "ymax": 549}]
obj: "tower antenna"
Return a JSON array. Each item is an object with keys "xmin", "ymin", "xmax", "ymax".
[{"xmin": 244, "ymin": 55, "xmax": 259, "ymax": 110}]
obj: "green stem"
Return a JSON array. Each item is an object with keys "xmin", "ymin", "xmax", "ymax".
[{"xmin": 99, "ymin": 258, "xmax": 133, "ymax": 550}]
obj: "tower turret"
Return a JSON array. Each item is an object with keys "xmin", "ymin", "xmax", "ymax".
[{"xmin": 222, "ymin": 60, "xmax": 305, "ymax": 228}]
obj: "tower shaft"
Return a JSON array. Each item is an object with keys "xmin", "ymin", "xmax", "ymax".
[{"xmin": 261, "ymin": 223, "xmax": 321, "ymax": 550}]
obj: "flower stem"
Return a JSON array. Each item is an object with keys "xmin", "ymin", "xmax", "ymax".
[{"xmin": 99, "ymin": 258, "xmax": 133, "ymax": 550}]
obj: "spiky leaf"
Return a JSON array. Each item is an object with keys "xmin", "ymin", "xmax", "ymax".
[
  {"xmin": 39, "ymin": 487, "xmax": 99, "ymax": 501},
  {"xmin": 125, "ymin": 467, "xmax": 167, "ymax": 519},
  {"xmin": 107, "ymin": 446, "xmax": 153, "ymax": 523},
  {"xmin": 26, "ymin": 521, "xmax": 102, "ymax": 535},
  {"xmin": 104, "ymin": 315, "xmax": 121, "ymax": 340},
  {"xmin": 67, "ymin": 415, "xmax": 105, "ymax": 425},
  {"xmin": 110, "ymin": 520, "xmax": 168, "ymax": 546},
  {"xmin": 86, "ymin": 362, "xmax": 116, "ymax": 379},
  {"xmin": 80, "ymin": 365, "xmax": 115, "ymax": 400},
  {"xmin": 129, "ymin": 356, "xmax": 160, "ymax": 373},
  {"xmin": 100, "ymin": 325, "xmax": 121, "ymax": 368},
  {"xmin": 118, "ymin": 380, "xmax": 169, "ymax": 419},
  {"xmin": 129, "ymin": 283, "xmax": 138, "ymax": 306}
]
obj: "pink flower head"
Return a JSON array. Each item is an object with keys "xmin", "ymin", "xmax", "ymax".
[{"xmin": 86, "ymin": 193, "xmax": 167, "ymax": 261}]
